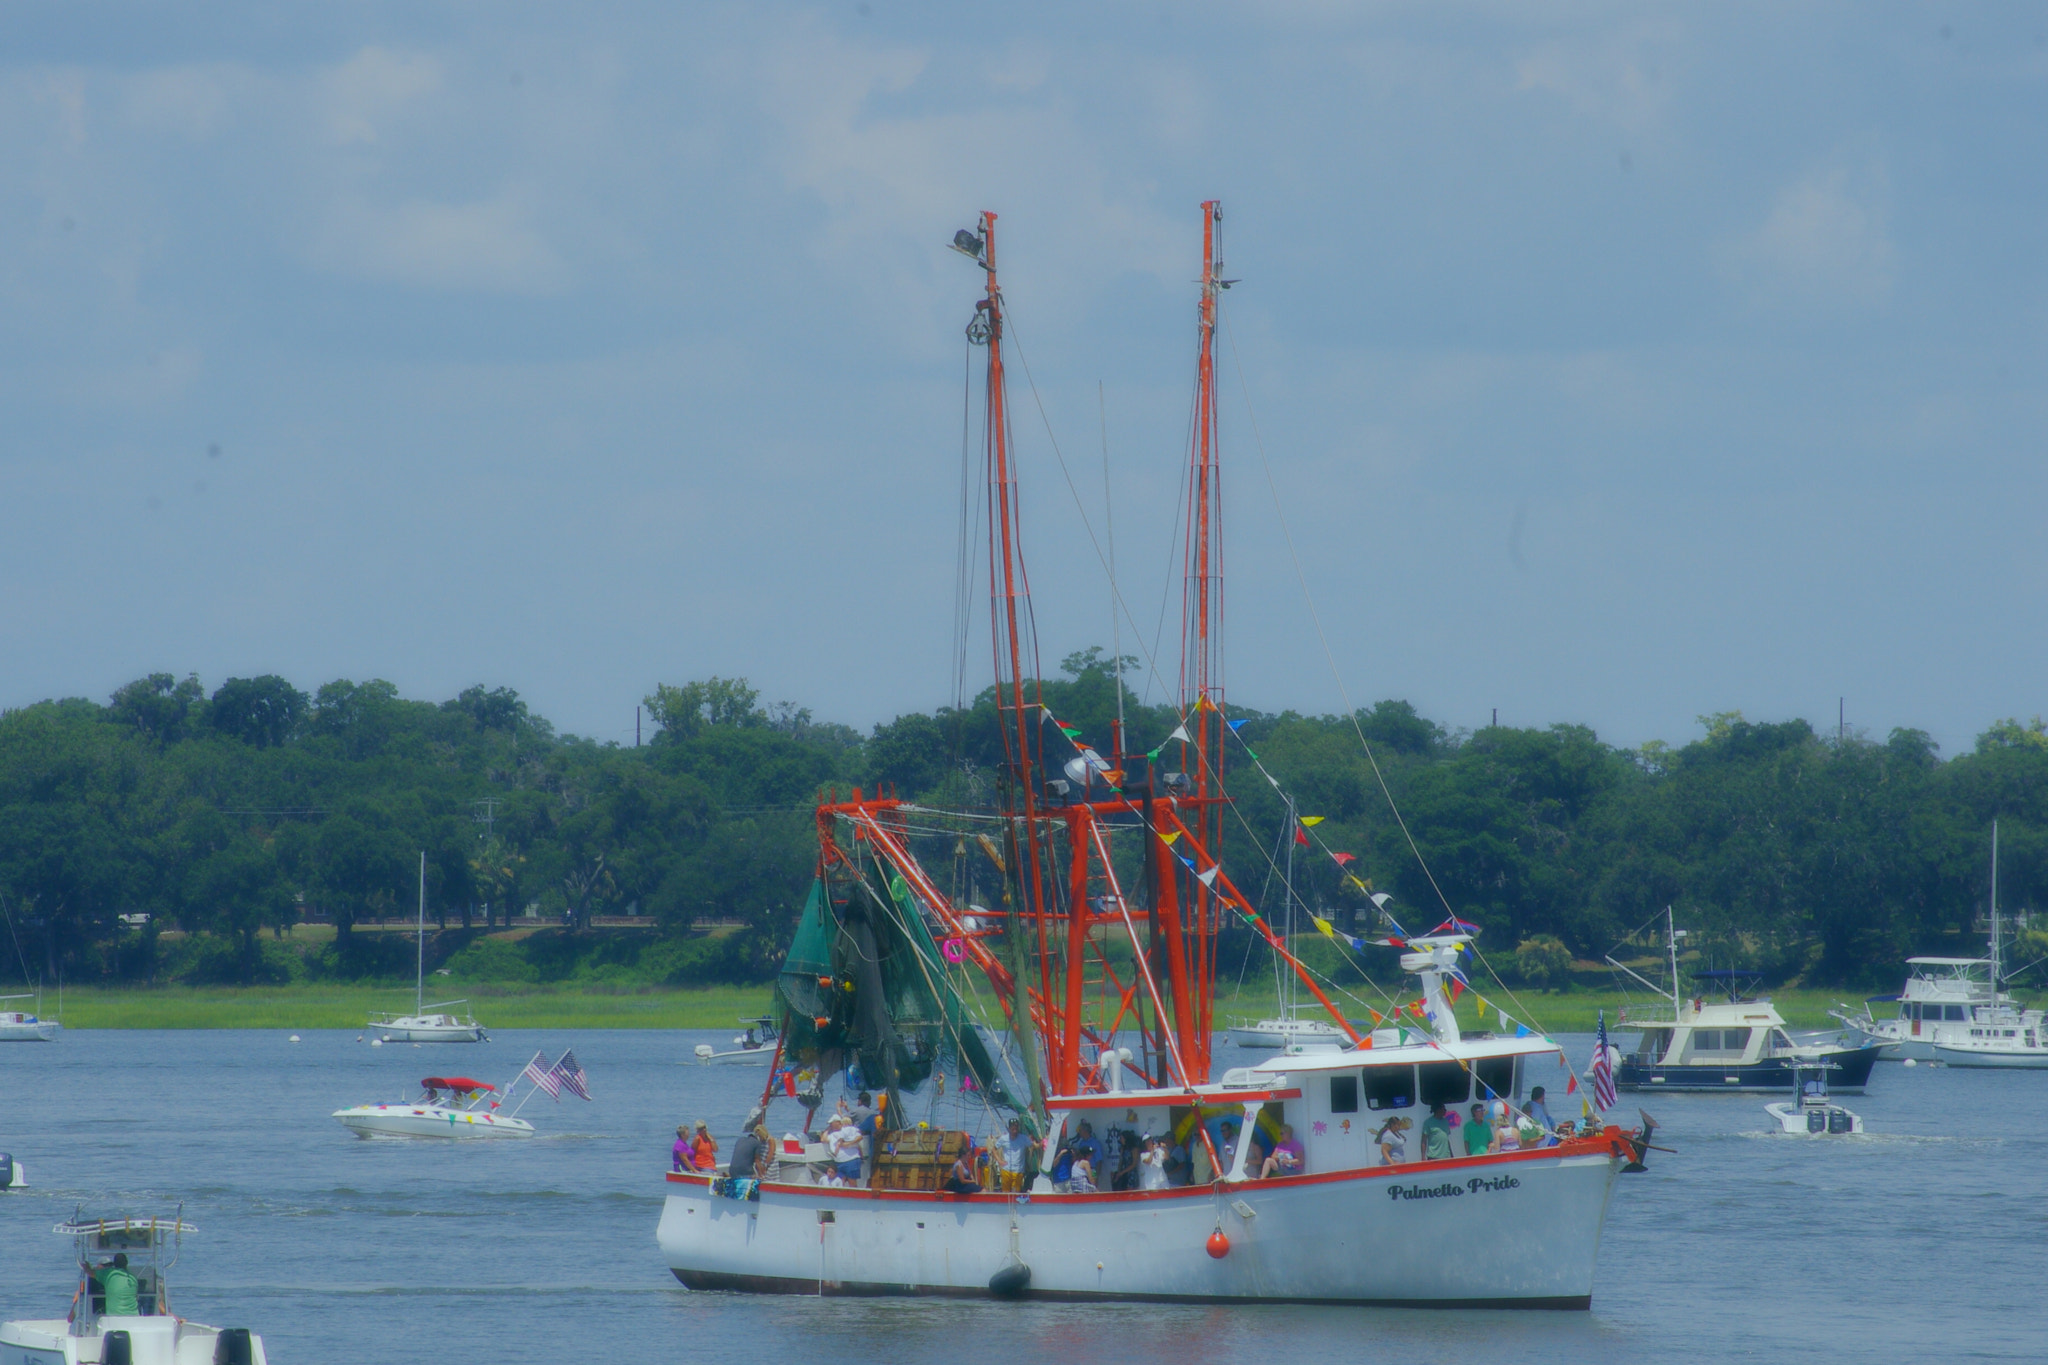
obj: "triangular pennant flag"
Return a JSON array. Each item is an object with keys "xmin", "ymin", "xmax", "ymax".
[
  {"xmin": 1266, "ymin": 773, "xmax": 1283, "ymax": 789},
  {"xmin": 1448, "ymin": 978, "xmax": 1465, "ymax": 1003},
  {"xmin": 1348, "ymin": 936, "xmax": 1366, "ymax": 950},
  {"xmin": 1397, "ymin": 1028, "xmax": 1409, "ymax": 1044},
  {"xmin": 1301, "ymin": 815, "xmax": 1324, "ymax": 827},
  {"xmin": 1514, "ymin": 1024, "xmax": 1530, "ymax": 1038},
  {"xmin": 1310, "ymin": 916, "xmax": 1336, "ymax": 939},
  {"xmin": 1167, "ymin": 725, "xmax": 1192, "ymax": 744},
  {"xmin": 1193, "ymin": 696, "xmax": 1209, "ymax": 712},
  {"xmin": 1345, "ymin": 875, "xmax": 1370, "ymax": 893},
  {"xmin": 1294, "ymin": 826, "xmax": 1309, "ymax": 846},
  {"xmin": 1368, "ymin": 1009, "xmax": 1383, "ymax": 1025},
  {"xmin": 1196, "ymin": 866, "xmax": 1220, "ymax": 889},
  {"xmin": 1146, "ymin": 746, "xmax": 1164, "ymax": 760},
  {"xmin": 1060, "ymin": 725, "xmax": 1081, "ymax": 739},
  {"xmin": 1331, "ymin": 852, "xmax": 1357, "ymax": 866},
  {"xmin": 1160, "ymin": 831, "xmax": 1180, "ymax": 846},
  {"xmin": 1227, "ymin": 717, "xmax": 1248, "ymax": 731},
  {"xmin": 1565, "ymin": 1073, "xmax": 1579, "ymax": 1095},
  {"xmin": 1476, "ymin": 996, "xmax": 1486, "ymax": 1017}
]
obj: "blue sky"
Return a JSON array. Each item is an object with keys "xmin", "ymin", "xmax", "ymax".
[{"xmin": 3, "ymin": 2, "xmax": 2044, "ymax": 755}]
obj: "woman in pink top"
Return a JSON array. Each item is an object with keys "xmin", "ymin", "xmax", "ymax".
[{"xmin": 1257, "ymin": 1124, "xmax": 1306, "ymax": 1178}]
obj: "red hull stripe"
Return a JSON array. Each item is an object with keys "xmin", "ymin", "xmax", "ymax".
[{"xmin": 663, "ymin": 1129, "xmax": 1623, "ymax": 1205}]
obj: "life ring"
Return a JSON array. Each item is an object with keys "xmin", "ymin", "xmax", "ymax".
[{"xmin": 941, "ymin": 937, "xmax": 967, "ymax": 963}]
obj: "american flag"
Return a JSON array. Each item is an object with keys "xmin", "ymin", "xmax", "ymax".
[
  {"xmin": 1589, "ymin": 1009, "xmax": 1617, "ymax": 1112},
  {"xmin": 520, "ymin": 1051, "xmax": 562, "ymax": 1099},
  {"xmin": 549, "ymin": 1050, "xmax": 592, "ymax": 1101}
]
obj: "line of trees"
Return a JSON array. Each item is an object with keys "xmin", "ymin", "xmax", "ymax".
[{"xmin": 4, "ymin": 653, "xmax": 2047, "ymax": 988}]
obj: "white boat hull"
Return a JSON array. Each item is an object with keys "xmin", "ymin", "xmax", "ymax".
[
  {"xmin": 695, "ymin": 1045, "xmax": 776, "ymax": 1066},
  {"xmin": 371, "ymin": 1022, "xmax": 486, "ymax": 1043},
  {"xmin": 2, "ymin": 1316, "xmax": 267, "ymax": 1365},
  {"xmin": 0, "ymin": 1022, "xmax": 60, "ymax": 1042},
  {"xmin": 1764, "ymin": 1103, "xmax": 1863, "ymax": 1134},
  {"xmin": 1224, "ymin": 1020, "xmax": 1347, "ymax": 1049},
  {"xmin": 1932, "ymin": 1043, "xmax": 2048, "ymax": 1069},
  {"xmin": 658, "ymin": 1143, "xmax": 1625, "ymax": 1307},
  {"xmin": 332, "ymin": 1104, "xmax": 535, "ymax": 1139}
]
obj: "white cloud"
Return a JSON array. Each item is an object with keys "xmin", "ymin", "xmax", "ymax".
[
  {"xmin": 1720, "ymin": 165, "xmax": 1894, "ymax": 307},
  {"xmin": 320, "ymin": 46, "xmax": 441, "ymax": 146},
  {"xmin": 312, "ymin": 190, "xmax": 567, "ymax": 294}
]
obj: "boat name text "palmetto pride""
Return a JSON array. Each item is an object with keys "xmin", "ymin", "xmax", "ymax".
[{"xmin": 1387, "ymin": 1175, "xmax": 1523, "ymax": 1201}]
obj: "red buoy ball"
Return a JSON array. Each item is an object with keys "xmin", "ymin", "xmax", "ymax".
[{"xmin": 1206, "ymin": 1230, "xmax": 1231, "ymax": 1259}]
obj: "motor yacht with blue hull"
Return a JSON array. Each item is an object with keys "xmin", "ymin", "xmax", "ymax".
[{"xmin": 1603, "ymin": 961, "xmax": 1883, "ymax": 1094}]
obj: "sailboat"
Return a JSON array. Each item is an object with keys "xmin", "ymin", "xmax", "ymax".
[
  {"xmin": 0, "ymin": 994, "xmax": 60, "ymax": 1043},
  {"xmin": 1225, "ymin": 797, "xmax": 1350, "ymax": 1049},
  {"xmin": 367, "ymin": 853, "xmax": 486, "ymax": 1044},
  {"xmin": 1931, "ymin": 822, "xmax": 2048, "ymax": 1068},
  {"xmin": 656, "ymin": 205, "xmax": 1655, "ymax": 1308}
]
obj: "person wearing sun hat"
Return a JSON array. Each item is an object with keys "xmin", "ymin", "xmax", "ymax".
[{"xmin": 690, "ymin": 1120, "xmax": 719, "ymax": 1171}]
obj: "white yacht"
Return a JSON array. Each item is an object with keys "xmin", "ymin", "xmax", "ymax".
[
  {"xmin": 1831, "ymin": 824, "xmax": 2041, "ymax": 1060},
  {"xmin": 0, "ymin": 995, "xmax": 61, "ymax": 1042},
  {"xmin": 368, "ymin": 854, "xmax": 487, "ymax": 1043},
  {"xmin": 1603, "ymin": 913, "xmax": 1882, "ymax": 1093},
  {"xmin": 1932, "ymin": 1023, "xmax": 2048, "ymax": 1068},
  {"xmin": 1, "ymin": 1215, "xmax": 268, "ymax": 1365}
]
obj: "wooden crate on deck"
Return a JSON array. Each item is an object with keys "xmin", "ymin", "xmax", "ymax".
[{"xmin": 873, "ymin": 1129, "xmax": 969, "ymax": 1192}]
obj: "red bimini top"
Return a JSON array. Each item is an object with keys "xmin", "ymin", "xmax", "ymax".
[{"xmin": 422, "ymin": 1077, "xmax": 494, "ymax": 1092}]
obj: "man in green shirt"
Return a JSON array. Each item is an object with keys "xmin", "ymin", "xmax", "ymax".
[
  {"xmin": 1420, "ymin": 1102, "xmax": 1455, "ymax": 1160},
  {"xmin": 1463, "ymin": 1102, "xmax": 1494, "ymax": 1156},
  {"xmin": 93, "ymin": 1253, "xmax": 141, "ymax": 1316}
]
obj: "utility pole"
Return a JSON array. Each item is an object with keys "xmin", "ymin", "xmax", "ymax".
[
  {"xmin": 1838, "ymin": 697, "xmax": 1844, "ymax": 744},
  {"xmin": 636, "ymin": 705, "xmax": 641, "ymax": 747}
]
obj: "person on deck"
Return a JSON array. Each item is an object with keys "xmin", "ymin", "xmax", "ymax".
[
  {"xmin": 1001, "ymin": 1118, "xmax": 1031, "ymax": 1192},
  {"xmin": 1421, "ymin": 1102, "xmax": 1455, "ymax": 1161},
  {"xmin": 1373, "ymin": 1116, "xmax": 1411, "ymax": 1165},
  {"xmin": 1070, "ymin": 1121, "xmax": 1104, "ymax": 1172},
  {"xmin": 91, "ymin": 1253, "xmax": 141, "ymax": 1317},
  {"xmin": 1111, "ymin": 1130, "xmax": 1141, "ymax": 1190},
  {"xmin": 1464, "ymin": 1103, "xmax": 1495, "ymax": 1156},
  {"xmin": 826, "ymin": 1116, "xmax": 865, "ymax": 1185},
  {"xmin": 1164, "ymin": 1135, "xmax": 1192, "ymax": 1186},
  {"xmin": 1526, "ymin": 1086, "xmax": 1556, "ymax": 1135},
  {"xmin": 672, "ymin": 1125, "xmax": 693, "ymax": 1173},
  {"xmin": 1258, "ymin": 1124, "xmax": 1306, "ymax": 1178},
  {"xmin": 944, "ymin": 1148, "xmax": 982, "ymax": 1195},
  {"xmin": 1067, "ymin": 1155, "xmax": 1098, "ymax": 1193},
  {"xmin": 690, "ymin": 1121, "xmax": 719, "ymax": 1171},
  {"xmin": 1138, "ymin": 1136, "xmax": 1168, "ymax": 1190},
  {"xmin": 729, "ymin": 1122, "xmax": 772, "ymax": 1180}
]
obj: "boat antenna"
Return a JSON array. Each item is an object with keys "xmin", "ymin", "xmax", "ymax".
[{"xmin": 1667, "ymin": 905, "xmax": 1682, "ymax": 1021}]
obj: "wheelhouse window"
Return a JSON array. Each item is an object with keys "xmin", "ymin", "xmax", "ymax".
[
  {"xmin": 1721, "ymin": 1027, "xmax": 1751, "ymax": 1053},
  {"xmin": 1473, "ymin": 1055, "xmax": 1515, "ymax": 1102},
  {"xmin": 1361, "ymin": 1065, "xmax": 1413, "ymax": 1112},
  {"xmin": 1769, "ymin": 1029, "xmax": 1793, "ymax": 1050},
  {"xmin": 1635, "ymin": 1029, "xmax": 1672, "ymax": 1060},
  {"xmin": 1946, "ymin": 1006, "xmax": 1967, "ymax": 1021},
  {"xmin": 1417, "ymin": 1061, "xmax": 1470, "ymax": 1108},
  {"xmin": 1329, "ymin": 1074, "xmax": 1359, "ymax": 1114},
  {"xmin": 1692, "ymin": 1029, "xmax": 1720, "ymax": 1052}
]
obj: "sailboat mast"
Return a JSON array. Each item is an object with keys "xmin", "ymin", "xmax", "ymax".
[
  {"xmin": 1991, "ymin": 820, "xmax": 2001, "ymax": 994},
  {"xmin": 416, "ymin": 851, "xmax": 426, "ymax": 1016},
  {"xmin": 1283, "ymin": 795, "xmax": 1295, "ymax": 1018}
]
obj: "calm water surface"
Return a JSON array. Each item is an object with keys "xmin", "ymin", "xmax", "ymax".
[{"xmin": 2, "ymin": 1029, "xmax": 2040, "ymax": 1362}]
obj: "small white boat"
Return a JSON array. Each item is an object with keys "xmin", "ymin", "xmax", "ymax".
[
  {"xmin": 0, "ymin": 997, "xmax": 61, "ymax": 1042},
  {"xmin": 1765, "ymin": 1063, "xmax": 1865, "ymax": 1134},
  {"xmin": 334, "ymin": 1050, "xmax": 590, "ymax": 1138},
  {"xmin": 1932, "ymin": 1028, "xmax": 2048, "ymax": 1068},
  {"xmin": 367, "ymin": 854, "xmax": 487, "ymax": 1043},
  {"xmin": 1224, "ymin": 1013, "xmax": 1350, "ymax": 1048},
  {"xmin": 693, "ymin": 1017, "xmax": 778, "ymax": 1065},
  {"xmin": 1226, "ymin": 800, "xmax": 1359, "ymax": 1050},
  {"xmin": 2, "ymin": 1215, "xmax": 268, "ymax": 1365},
  {"xmin": 333, "ymin": 1075, "xmax": 536, "ymax": 1139},
  {"xmin": 0, "ymin": 1152, "xmax": 25, "ymax": 1189}
]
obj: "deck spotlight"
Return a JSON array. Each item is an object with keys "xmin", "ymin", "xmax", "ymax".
[{"xmin": 950, "ymin": 228, "xmax": 984, "ymax": 261}]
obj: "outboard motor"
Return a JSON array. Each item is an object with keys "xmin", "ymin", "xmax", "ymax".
[
  {"xmin": 103, "ymin": 1331, "xmax": 134, "ymax": 1365},
  {"xmin": 1827, "ymin": 1108, "xmax": 1853, "ymax": 1134},
  {"xmin": 0, "ymin": 1151, "xmax": 14, "ymax": 1188},
  {"xmin": 1807, "ymin": 1109, "xmax": 1826, "ymax": 1133},
  {"xmin": 213, "ymin": 1327, "xmax": 254, "ymax": 1365}
]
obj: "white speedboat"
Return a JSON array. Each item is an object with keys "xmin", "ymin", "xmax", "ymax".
[
  {"xmin": 2, "ymin": 1215, "xmax": 268, "ymax": 1365},
  {"xmin": 0, "ymin": 996, "xmax": 61, "ymax": 1042},
  {"xmin": 0, "ymin": 1152, "xmax": 25, "ymax": 1189},
  {"xmin": 1765, "ymin": 1063, "xmax": 1864, "ymax": 1134},
  {"xmin": 333, "ymin": 1075, "xmax": 536, "ymax": 1139},
  {"xmin": 1831, "ymin": 824, "xmax": 2041, "ymax": 1060},
  {"xmin": 367, "ymin": 854, "xmax": 487, "ymax": 1043},
  {"xmin": 692, "ymin": 1017, "xmax": 778, "ymax": 1065}
]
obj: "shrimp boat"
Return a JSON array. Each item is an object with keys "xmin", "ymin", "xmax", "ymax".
[
  {"xmin": 367, "ymin": 853, "xmax": 486, "ymax": 1043},
  {"xmin": 656, "ymin": 206, "xmax": 1654, "ymax": 1308},
  {"xmin": 1, "ymin": 1215, "xmax": 268, "ymax": 1365}
]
